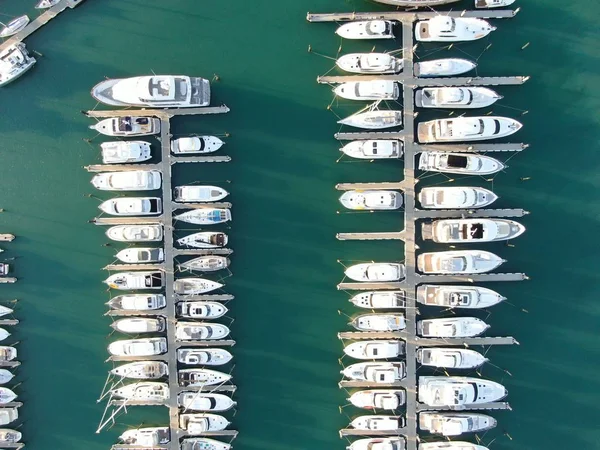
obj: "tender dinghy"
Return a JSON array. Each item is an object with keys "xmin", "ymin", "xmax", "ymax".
[
  {"xmin": 110, "ymin": 382, "xmax": 169, "ymax": 402},
  {"xmin": 418, "ymin": 376, "xmax": 507, "ymax": 407},
  {"xmin": 418, "ymin": 186, "xmax": 497, "ymax": 209},
  {"xmin": 0, "ymin": 306, "xmax": 12, "ymax": 318},
  {"xmin": 415, "ymin": 58, "xmax": 476, "ymax": 77},
  {"xmin": 106, "ymin": 225, "xmax": 163, "ymax": 242},
  {"xmin": 116, "ymin": 248, "xmax": 164, "ymax": 264},
  {"xmin": 0, "ymin": 408, "xmax": 17, "ymax": 426},
  {"xmin": 0, "ymin": 16, "xmax": 29, "ymax": 38},
  {"xmin": 99, "ymin": 197, "xmax": 162, "ymax": 216},
  {"xmin": 100, "ymin": 141, "xmax": 152, "ymax": 164},
  {"xmin": 175, "ymin": 322, "xmax": 230, "ymax": 341},
  {"xmin": 345, "ymin": 263, "xmax": 405, "ymax": 282},
  {"xmin": 178, "ymin": 392, "xmax": 236, "ymax": 411},
  {"xmin": 339, "ymin": 110, "xmax": 402, "ymax": 129},
  {"xmin": 417, "ymin": 284, "xmax": 505, "ymax": 309},
  {"xmin": 178, "ymin": 232, "xmax": 228, "ymax": 248},
  {"xmin": 0, "ymin": 347, "xmax": 17, "ymax": 362},
  {"xmin": 177, "ymin": 348, "xmax": 233, "ymax": 366},
  {"xmin": 111, "ymin": 317, "xmax": 166, "ymax": 334},
  {"xmin": 177, "ymin": 301, "xmax": 228, "ymax": 319},
  {"xmin": 349, "ymin": 389, "xmax": 406, "ymax": 410},
  {"xmin": 0, "ymin": 370, "xmax": 14, "ymax": 385},
  {"xmin": 179, "ymin": 369, "xmax": 232, "ymax": 387},
  {"xmin": 340, "ymin": 190, "xmax": 402, "ymax": 211},
  {"xmin": 476, "ymin": 0, "xmax": 515, "ymax": 8},
  {"xmin": 36, "ymin": 0, "xmax": 61, "ymax": 8},
  {"xmin": 348, "ymin": 437, "xmax": 407, "ymax": 450},
  {"xmin": 419, "ymin": 441, "xmax": 489, "ymax": 450},
  {"xmin": 349, "ymin": 291, "xmax": 406, "ymax": 309},
  {"xmin": 350, "ymin": 314, "xmax": 406, "ymax": 332},
  {"xmin": 108, "ymin": 338, "xmax": 167, "ymax": 357},
  {"xmin": 0, "ymin": 429, "xmax": 21, "ymax": 443},
  {"xmin": 344, "ymin": 340, "xmax": 405, "ymax": 360},
  {"xmin": 419, "ymin": 152, "xmax": 504, "ymax": 175},
  {"xmin": 334, "ymin": 80, "xmax": 400, "ymax": 101},
  {"xmin": 417, "ymin": 250, "xmax": 505, "ymax": 274},
  {"xmin": 0, "ymin": 43, "xmax": 36, "ymax": 87},
  {"xmin": 174, "ymin": 185, "xmax": 229, "ymax": 202},
  {"xmin": 419, "ymin": 412, "xmax": 496, "ymax": 436},
  {"xmin": 0, "ymin": 389, "xmax": 16, "ymax": 404},
  {"xmin": 175, "ymin": 208, "xmax": 231, "ymax": 225},
  {"xmin": 90, "ymin": 116, "xmax": 160, "ymax": 137},
  {"xmin": 418, "ymin": 317, "xmax": 490, "ymax": 338},
  {"xmin": 174, "ymin": 278, "xmax": 223, "ymax": 295},
  {"xmin": 181, "ymin": 438, "xmax": 231, "ymax": 450},
  {"xmin": 416, "ymin": 87, "xmax": 501, "ymax": 109},
  {"xmin": 336, "ymin": 21, "xmax": 395, "ymax": 40},
  {"xmin": 91, "ymin": 170, "xmax": 161, "ymax": 191},
  {"xmin": 111, "ymin": 361, "xmax": 168, "ymax": 379},
  {"xmin": 340, "ymin": 139, "xmax": 403, "ymax": 159},
  {"xmin": 423, "ymin": 218, "xmax": 526, "ymax": 243},
  {"xmin": 341, "ymin": 362, "xmax": 406, "ymax": 383},
  {"xmin": 416, "ymin": 17, "xmax": 495, "ymax": 42},
  {"xmin": 104, "ymin": 271, "xmax": 165, "ymax": 290},
  {"xmin": 179, "ymin": 256, "xmax": 230, "ymax": 272},
  {"xmin": 417, "ymin": 348, "xmax": 487, "ymax": 369},
  {"xmin": 119, "ymin": 427, "xmax": 169, "ymax": 446},
  {"xmin": 171, "ymin": 136, "xmax": 224, "ymax": 154},
  {"xmin": 417, "ymin": 116, "xmax": 522, "ymax": 143},
  {"xmin": 107, "ymin": 294, "xmax": 166, "ymax": 311},
  {"xmin": 350, "ymin": 415, "xmax": 406, "ymax": 432},
  {"xmin": 179, "ymin": 413, "xmax": 230, "ymax": 433},
  {"xmin": 337, "ymin": 53, "xmax": 403, "ymax": 74}
]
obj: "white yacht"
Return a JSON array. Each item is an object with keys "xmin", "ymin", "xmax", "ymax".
[
  {"xmin": 334, "ymin": 80, "xmax": 400, "ymax": 101},
  {"xmin": 419, "ymin": 412, "xmax": 497, "ymax": 436},
  {"xmin": 418, "ymin": 186, "xmax": 497, "ymax": 209},
  {"xmin": 174, "ymin": 185, "xmax": 229, "ymax": 202},
  {"xmin": 415, "ymin": 58, "xmax": 476, "ymax": 77},
  {"xmin": 175, "ymin": 208, "xmax": 231, "ymax": 225},
  {"xmin": 111, "ymin": 317, "xmax": 166, "ymax": 334},
  {"xmin": 0, "ymin": 347, "xmax": 17, "ymax": 363},
  {"xmin": 175, "ymin": 322, "xmax": 230, "ymax": 341},
  {"xmin": 107, "ymin": 294, "xmax": 166, "ymax": 311},
  {"xmin": 179, "ymin": 368, "xmax": 232, "ymax": 387},
  {"xmin": 350, "ymin": 314, "xmax": 406, "ymax": 332},
  {"xmin": 419, "ymin": 152, "xmax": 504, "ymax": 175},
  {"xmin": 476, "ymin": 0, "xmax": 515, "ymax": 7},
  {"xmin": 344, "ymin": 340, "xmax": 405, "ymax": 360},
  {"xmin": 111, "ymin": 361, "xmax": 169, "ymax": 379},
  {"xmin": 417, "ymin": 250, "xmax": 505, "ymax": 274},
  {"xmin": 348, "ymin": 437, "xmax": 406, "ymax": 450},
  {"xmin": 104, "ymin": 271, "xmax": 165, "ymax": 290},
  {"xmin": 91, "ymin": 170, "xmax": 161, "ymax": 191},
  {"xmin": 110, "ymin": 382, "xmax": 169, "ymax": 403},
  {"xmin": 417, "ymin": 116, "xmax": 522, "ymax": 143},
  {"xmin": 345, "ymin": 263, "xmax": 405, "ymax": 282},
  {"xmin": 423, "ymin": 218, "xmax": 526, "ymax": 243},
  {"xmin": 119, "ymin": 427, "xmax": 169, "ymax": 446},
  {"xmin": 350, "ymin": 415, "xmax": 406, "ymax": 432},
  {"xmin": 171, "ymin": 136, "xmax": 224, "ymax": 154},
  {"xmin": 91, "ymin": 116, "xmax": 161, "ymax": 137},
  {"xmin": 418, "ymin": 376, "xmax": 507, "ymax": 406},
  {"xmin": 181, "ymin": 438, "xmax": 231, "ymax": 450},
  {"xmin": 372, "ymin": 0, "xmax": 459, "ymax": 5},
  {"xmin": 349, "ymin": 390, "xmax": 406, "ymax": 410},
  {"xmin": 115, "ymin": 247, "xmax": 164, "ymax": 264},
  {"xmin": 0, "ymin": 43, "xmax": 36, "ymax": 87},
  {"xmin": 419, "ymin": 442, "xmax": 488, "ymax": 450},
  {"xmin": 0, "ymin": 330, "xmax": 8, "ymax": 342},
  {"xmin": 174, "ymin": 278, "xmax": 223, "ymax": 295},
  {"xmin": 36, "ymin": 0, "xmax": 61, "ymax": 8},
  {"xmin": 0, "ymin": 306, "xmax": 12, "ymax": 318},
  {"xmin": 0, "ymin": 16, "xmax": 29, "ymax": 38},
  {"xmin": 341, "ymin": 362, "xmax": 406, "ymax": 383},
  {"xmin": 178, "ymin": 392, "xmax": 236, "ymax": 411},
  {"xmin": 336, "ymin": 21, "xmax": 395, "ymax": 40},
  {"xmin": 178, "ymin": 348, "xmax": 233, "ymax": 366},
  {"xmin": 417, "ymin": 285, "xmax": 505, "ymax": 309},
  {"xmin": 179, "ymin": 413, "xmax": 230, "ymax": 433},
  {"xmin": 339, "ymin": 190, "xmax": 402, "ymax": 211},
  {"xmin": 0, "ymin": 408, "xmax": 17, "ymax": 426},
  {"xmin": 337, "ymin": 53, "xmax": 403, "ymax": 74},
  {"xmin": 107, "ymin": 224, "xmax": 163, "ymax": 242},
  {"xmin": 0, "ymin": 388, "xmax": 16, "ymax": 404},
  {"xmin": 416, "ymin": 17, "xmax": 495, "ymax": 42},
  {"xmin": 108, "ymin": 338, "xmax": 167, "ymax": 357},
  {"xmin": 418, "ymin": 317, "xmax": 490, "ymax": 338},
  {"xmin": 416, "ymin": 87, "xmax": 501, "ymax": 109},
  {"xmin": 0, "ymin": 429, "xmax": 21, "ymax": 443},
  {"xmin": 178, "ymin": 232, "xmax": 228, "ymax": 248},
  {"xmin": 91, "ymin": 75, "xmax": 210, "ymax": 107},
  {"xmin": 177, "ymin": 301, "xmax": 228, "ymax": 319},
  {"xmin": 340, "ymin": 140, "xmax": 403, "ymax": 159},
  {"xmin": 349, "ymin": 291, "xmax": 406, "ymax": 309},
  {"xmin": 417, "ymin": 348, "xmax": 487, "ymax": 369},
  {"xmin": 339, "ymin": 110, "xmax": 402, "ymax": 129},
  {"xmin": 100, "ymin": 141, "xmax": 152, "ymax": 164},
  {"xmin": 99, "ymin": 197, "xmax": 162, "ymax": 216},
  {"xmin": 179, "ymin": 256, "xmax": 230, "ymax": 272},
  {"xmin": 0, "ymin": 369, "xmax": 14, "ymax": 385}
]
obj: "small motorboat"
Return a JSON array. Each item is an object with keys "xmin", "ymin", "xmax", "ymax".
[
  {"xmin": 348, "ymin": 437, "xmax": 406, "ymax": 450},
  {"xmin": 419, "ymin": 441, "xmax": 489, "ymax": 450},
  {"xmin": 419, "ymin": 152, "xmax": 504, "ymax": 175},
  {"xmin": 175, "ymin": 322, "xmax": 230, "ymax": 341},
  {"xmin": 339, "ymin": 190, "xmax": 403, "ymax": 211},
  {"xmin": 0, "ymin": 347, "xmax": 16, "ymax": 362},
  {"xmin": 349, "ymin": 390, "xmax": 406, "ymax": 410},
  {"xmin": 418, "ymin": 186, "xmax": 498, "ymax": 209},
  {"xmin": 419, "ymin": 412, "xmax": 497, "ymax": 436},
  {"xmin": 115, "ymin": 248, "xmax": 164, "ymax": 264},
  {"xmin": 91, "ymin": 117, "xmax": 161, "ymax": 137},
  {"xmin": 476, "ymin": 0, "xmax": 515, "ymax": 8},
  {"xmin": 99, "ymin": 197, "xmax": 162, "ymax": 216},
  {"xmin": 178, "ymin": 392, "xmax": 236, "ymax": 412},
  {"xmin": 107, "ymin": 294, "xmax": 166, "ymax": 311},
  {"xmin": 177, "ymin": 232, "xmax": 228, "ymax": 248},
  {"xmin": 416, "ymin": 87, "xmax": 501, "ymax": 109},
  {"xmin": 0, "ymin": 428, "xmax": 21, "ymax": 443},
  {"xmin": 336, "ymin": 53, "xmax": 403, "ymax": 74},
  {"xmin": 417, "ymin": 348, "xmax": 487, "ymax": 369},
  {"xmin": 175, "ymin": 208, "xmax": 231, "ymax": 225},
  {"xmin": 100, "ymin": 141, "xmax": 152, "ymax": 164},
  {"xmin": 174, "ymin": 278, "xmax": 223, "ymax": 295},
  {"xmin": 107, "ymin": 338, "xmax": 167, "ymax": 357},
  {"xmin": 178, "ymin": 256, "xmax": 230, "ymax": 272},
  {"xmin": 417, "ymin": 284, "xmax": 505, "ymax": 309},
  {"xmin": 0, "ymin": 408, "xmax": 17, "ymax": 426},
  {"xmin": 415, "ymin": 58, "xmax": 476, "ymax": 77},
  {"xmin": 418, "ymin": 317, "xmax": 490, "ymax": 338},
  {"xmin": 0, "ymin": 43, "xmax": 36, "ymax": 87},
  {"xmin": 111, "ymin": 361, "xmax": 168, "ymax": 379},
  {"xmin": 418, "ymin": 376, "xmax": 507, "ymax": 407},
  {"xmin": 423, "ymin": 218, "xmax": 526, "ymax": 243},
  {"xmin": 36, "ymin": 0, "xmax": 61, "ymax": 8},
  {"xmin": 181, "ymin": 438, "xmax": 231, "ymax": 450},
  {"xmin": 339, "ymin": 110, "xmax": 402, "ymax": 129},
  {"xmin": 0, "ymin": 329, "xmax": 9, "ymax": 342},
  {"xmin": 110, "ymin": 382, "xmax": 169, "ymax": 403},
  {"xmin": 340, "ymin": 140, "xmax": 403, "ymax": 160},
  {"xmin": 111, "ymin": 317, "xmax": 166, "ymax": 334},
  {"xmin": 350, "ymin": 314, "xmax": 406, "ymax": 332},
  {"xmin": 104, "ymin": 271, "xmax": 165, "ymax": 290},
  {"xmin": 417, "ymin": 250, "xmax": 505, "ymax": 274},
  {"xmin": 0, "ymin": 16, "xmax": 29, "ymax": 38},
  {"xmin": 416, "ymin": 17, "xmax": 495, "ymax": 42},
  {"xmin": 350, "ymin": 415, "xmax": 405, "ymax": 432},
  {"xmin": 119, "ymin": 427, "xmax": 169, "ymax": 446},
  {"xmin": 179, "ymin": 413, "xmax": 230, "ymax": 433},
  {"xmin": 178, "ymin": 368, "xmax": 232, "ymax": 387},
  {"xmin": 345, "ymin": 263, "xmax": 405, "ymax": 282},
  {"xmin": 341, "ymin": 362, "xmax": 406, "ymax": 383},
  {"xmin": 336, "ymin": 20, "xmax": 395, "ymax": 40},
  {"xmin": 349, "ymin": 291, "xmax": 406, "ymax": 309},
  {"xmin": 174, "ymin": 185, "xmax": 229, "ymax": 202},
  {"xmin": 0, "ymin": 369, "xmax": 14, "ymax": 385},
  {"xmin": 171, "ymin": 136, "xmax": 224, "ymax": 154},
  {"xmin": 0, "ymin": 306, "xmax": 12, "ymax": 318},
  {"xmin": 91, "ymin": 170, "xmax": 161, "ymax": 191},
  {"xmin": 106, "ymin": 225, "xmax": 163, "ymax": 242},
  {"xmin": 0, "ymin": 388, "xmax": 16, "ymax": 404},
  {"xmin": 177, "ymin": 301, "xmax": 228, "ymax": 319},
  {"xmin": 417, "ymin": 116, "xmax": 522, "ymax": 143},
  {"xmin": 344, "ymin": 340, "xmax": 405, "ymax": 360},
  {"xmin": 334, "ymin": 80, "xmax": 400, "ymax": 101},
  {"xmin": 178, "ymin": 348, "xmax": 233, "ymax": 366}
]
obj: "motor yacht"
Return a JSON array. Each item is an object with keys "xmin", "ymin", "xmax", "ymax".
[
  {"xmin": 0, "ymin": 388, "xmax": 16, "ymax": 404},
  {"xmin": 91, "ymin": 170, "xmax": 161, "ymax": 191},
  {"xmin": 339, "ymin": 190, "xmax": 403, "ymax": 210},
  {"xmin": 107, "ymin": 294, "xmax": 166, "ymax": 311},
  {"xmin": 177, "ymin": 232, "xmax": 228, "ymax": 248},
  {"xmin": 417, "ymin": 317, "xmax": 490, "ymax": 338},
  {"xmin": 0, "ymin": 429, "xmax": 21, "ymax": 443},
  {"xmin": 110, "ymin": 382, "xmax": 169, "ymax": 403},
  {"xmin": 340, "ymin": 139, "xmax": 403, "ymax": 159},
  {"xmin": 349, "ymin": 291, "xmax": 406, "ymax": 309},
  {"xmin": 416, "ymin": 17, "xmax": 495, "ymax": 42},
  {"xmin": 345, "ymin": 263, "xmax": 405, "ymax": 282},
  {"xmin": 171, "ymin": 136, "xmax": 224, "ymax": 154},
  {"xmin": 419, "ymin": 152, "xmax": 504, "ymax": 175},
  {"xmin": 339, "ymin": 110, "xmax": 402, "ymax": 129},
  {"xmin": 419, "ymin": 412, "xmax": 496, "ymax": 436},
  {"xmin": 417, "ymin": 250, "xmax": 505, "ymax": 274},
  {"xmin": 111, "ymin": 317, "xmax": 166, "ymax": 334},
  {"xmin": 418, "ymin": 376, "xmax": 507, "ymax": 406},
  {"xmin": 344, "ymin": 340, "xmax": 405, "ymax": 360},
  {"xmin": 119, "ymin": 427, "xmax": 169, "ymax": 446},
  {"xmin": 177, "ymin": 348, "xmax": 233, "ymax": 366},
  {"xmin": 99, "ymin": 197, "xmax": 162, "ymax": 216},
  {"xmin": 336, "ymin": 53, "xmax": 403, "ymax": 74},
  {"xmin": 420, "ymin": 441, "xmax": 489, "ymax": 450},
  {"xmin": 418, "ymin": 186, "xmax": 497, "ymax": 209},
  {"xmin": 348, "ymin": 437, "xmax": 406, "ymax": 450},
  {"xmin": 107, "ymin": 338, "xmax": 167, "ymax": 357},
  {"xmin": 174, "ymin": 185, "xmax": 229, "ymax": 202},
  {"xmin": 181, "ymin": 438, "xmax": 231, "ymax": 450},
  {"xmin": 0, "ymin": 369, "xmax": 14, "ymax": 385},
  {"xmin": 0, "ymin": 43, "xmax": 36, "ymax": 87},
  {"xmin": 115, "ymin": 248, "xmax": 164, "ymax": 264},
  {"xmin": 106, "ymin": 225, "xmax": 163, "ymax": 242},
  {"xmin": 417, "ymin": 116, "xmax": 522, "ymax": 143},
  {"xmin": 178, "ymin": 369, "xmax": 232, "ymax": 387},
  {"xmin": 415, "ymin": 58, "xmax": 476, "ymax": 77},
  {"xmin": 417, "ymin": 348, "xmax": 487, "ymax": 369},
  {"xmin": 175, "ymin": 322, "xmax": 230, "ymax": 341},
  {"xmin": 111, "ymin": 361, "xmax": 168, "ymax": 379},
  {"xmin": 177, "ymin": 301, "xmax": 228, "ymax": 319},
  {"xmin": 476, "ymin": 0, "xmax": 515, "ymax": 7},
  {"xmin": 350, "ymin": 314, "xmax": 406, "ymax": 332},
  {"xmin": 36, "ymin": 0, "xmax": 61, "ymax": 8},
  {"xmin": 90, "ymin": 116, "xmax": 160, "ymax": 137},
  {"xmin": 100, "ymin": 141, "xmax": 152, "ymax": 164},
  {"xmin": 348, "ymin": 389, "xmax": 406, "ymax": 410},
  {"xmin": 423, "ymin": 218, "xmax": 526, "ymax": 243},
  {"xmin": 336, "ymin": 21, "xmax": 395, "ymax": 40},
  {"xmin": 179, "ymin": 413, "xmax": 230, "ymax": 433},
  {"xmin": 0, "ymin": 408, "xmax": 17, "ymax": 426},
  {"xmin": 341, "ymin": 362, "xmax": 406, "ymax": 383},
  {"xmin": 416, "ymin": 87, "xmax": 501, "ymax": 109},
  {"xmin": 334, "ymin": 80, "xmax": 400, "ymax": 101},
  {"xmin": 104, "ymin": 271, "xmax": 165, "ymax": 290},
  {"xmin": 350, "ymin": 415, "xmax": 405, "ymax": 432},
  {"xmin": 417, "ymin": 285, "xmax": 505, "ymax": 309},
  {"xmin": 0, "ymin": 347, "xmax": 17, "ymax": 363},
  {"xmin": 178, "ymin": 392, "xmax": 236, "ymax": 411}
]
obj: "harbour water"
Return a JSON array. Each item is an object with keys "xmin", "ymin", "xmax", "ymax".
[{"xmin": 0, "ymin": 0, "xmax": 598, "ymax": 448}]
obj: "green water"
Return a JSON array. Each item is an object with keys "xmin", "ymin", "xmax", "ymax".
[{"xmin": 0, "ymin": 0, "xmax": 598, "ymax": 449}]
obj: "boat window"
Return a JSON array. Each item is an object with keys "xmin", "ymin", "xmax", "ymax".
[
  {"xmin": 447, "ymin": 154, "xmax": 468, "ymax": 168},
  {"xmin": 493, "ymin": 119, "xmax": 501, "ymax": 134},
  {"xmin": 478, "ymin": 118, "xmax": 485, "ymax": 134}
]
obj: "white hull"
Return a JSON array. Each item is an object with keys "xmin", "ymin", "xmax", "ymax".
[
  {"xmin": 0, "ymin": 429, "xmax": 21, "ymax": 443},
  {"xmin": 0, "ymin": 347, "xmax": 17, "ymax": 362},
  {"xmin": 334, "ymin": 81, "xmax": 400, "ymax": 101},
  {"xmin": 0, "ymin": 329, "xmax": 9, "ymax": 342},
  {"xmin": 342, "ymin": 362, "xmax": 406, "ymax": 383},
  {"xmin": 171, "ymin": 136, "xmax": 224, "ymax": 154},
  {"xmin": 91, "ymin": 117, "xmax": 160, "ymax": 137},
  {"xmin": 417, "ymin": 250, "xmax": 505, "ymax": 274},
  {"xmin": 0, "ymin": 307, "xmax": 13, "ymax": 318},
  {"xmin": 420, "ymin": 441, "xmax": 488, "ymax": 450},
  {"xmin": 36, "ymin": 0, "xmax": 61, "ymax": 8},
  {"xmin": 174, "ymin": 185, "xmax": 229, "ymax": 202},
  {"xmin": 348, "ymin": 389, "xmax": 406, "ymax": 410},
  {"xmin": 111, "ymin": 317, "xmax": 165, "ymax": 334},
  {"xmin": 104, "ymin": 271, "xmax": 164, "ymax": 290},
  {"xmin": 418, "ymin": 186, "xmax": 498, "ymax": 209},
  {"xmin": 180, "ymin": 413, "xmax": 230, "ymax": 433},
  {"xmin": 0, "ymin": 408, "xmax": 17, "ymax": 426},
  {"xmin": 0, "ymin": 388, "xmax": 16, "ymax": 404},
  {"xmin": 181, "ymin": 438, "xmax": 231, "ymax": 450},
  {"xmin": 336, "ymin": 21, "xmax": 395, "ymax": 40},
  {"xmin": 351, "ymin": 314, "xmax": 406, "ymax": 332},
  {"xmin": 178, "ymin": 368, "xmax": 232, "ymax": 387},
  {"xmin": 349, "ymin": 438, "xmax": 407, "ymax": 450},
  {"xmin": 179, "ymin": 256, "xmax": 230, "ymax": 272},
  {"xmin": 177, "ymin": 232, "xmax": 228, "ymax": 248},
  {"xmin": 340, "ymin": 139, "xmax": 403, "ymax": 159},
  {"xmin": 115, "ymin": 248, "xmax": 164, "ymax": 263},
  {"xmin": 425, "ymin": 218, "xmax": 526, "ymax": 243},
  {"xmin": 99, "ymin": 197, "xmax": 162, "ymax": 216},
  {"xmin": 344, "ymin": 340, "xmax": 405, "ymax": 360},
  {"xmin": 91, "ymin": 170, "xmax": 161, "ymax": 191},
  {"xmin": 0, "ymin": 43, "xmax": 36, "ymax": 87},
  {"xmin": 177, "ymin": 348, "xmax": 233, "ymax": 366},
  {"xmin": 107, "ymin": 294, "xmax": 166, "ymax": 311},
  {"xmin": 416, "ymin": 87, "xmax": 501, "ymax": 109},
  {"xmin": 336, "ymin": 53, "xmax": 403, "ymax": 74},
  {"xmin": 417, "ymin": 116, "xmax": 522, "ymax": 143},
  {"xmin": 350, "ymin": 415, "xmax": 405, "ymax": 431},
  {"xmin": 110, "ymin": 382, "xmax": 169, "ymax": 402},
  {"xmin": 0, "ymin": 369, "xmax": 14, "ymax": 385},
  {"xmin": 177, "ymin": 301, "xmax": 228, "ymax": 319},
  {"xmin": 419, "ymin": 412, "xmax": 497, "ymax": 436},
  {"xmin": 174, "ymin": 278, "xmax": 223, "ymax": 295},
  {"xmin": 106, "ymin": 225, "xmax": 163, "ymax": 242},
  {"xmin": 175, "ymin": 322, "xmax": 230, "ymax": 341},
  {"xmin": 100, "ymin": 141, "xmax": 152, "ymax": 164},
  {"xmin": 111, "ymin": 361, "xmax": 169, "ymax": 379},
  {"xmin": 416, "ymin": 17, "xmax": 495, "ymax": 42},
  {"xmin": 108, "ymin": 338, "xmax": 167, "ymax": 357},
  {"xmin": 178, "ymin": 393, "xmax": 236, "ymax": 411},
  {"xmin": 417, "ymin": 348, "xmax": 487, "ymax": 369},
  {"xmin": 0, "ymin": 16, "xmax": 30, "ymax": 38},
  {"xmin": 349, "ymin": 291, "xmax": 406, "ymax": 309},
  {"xmin": 476, "ymin": 0, "xmax": 515, "ymax": 8},
  {"xmin": 418, "ymin": 376, "xmax": 507, "ymax": 407},
  {"xmin": 419, "ymin": 152, "xmax": 504, "ymax": 175},
  {"xmin": 339, "ymin": 110, "xmax": 402, "ymax": 129},
  {"xmin": 119, "ymin": 427, "xmax": 170, "ymax": 446},
  {"xmin": 415, "ymin": 58, "xmax": 476, "ymax": 77},
  {"xmin": 417, "ymin": 284, "xmax": 505, "ymax": 309},
  {"xmin": 418, "ymin": 317, "xmax": 490, "ymax": 338},
  {"xmin": 345, "ymin": 263, "xmax": 405, "ymax": 282},
  {"xmin": 339, "ymin": 190, "xmax": 402, "ymax": 210},
  {"xmin": 175, "ymin": 208, "xmax": 231, "ymax": 225}
]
